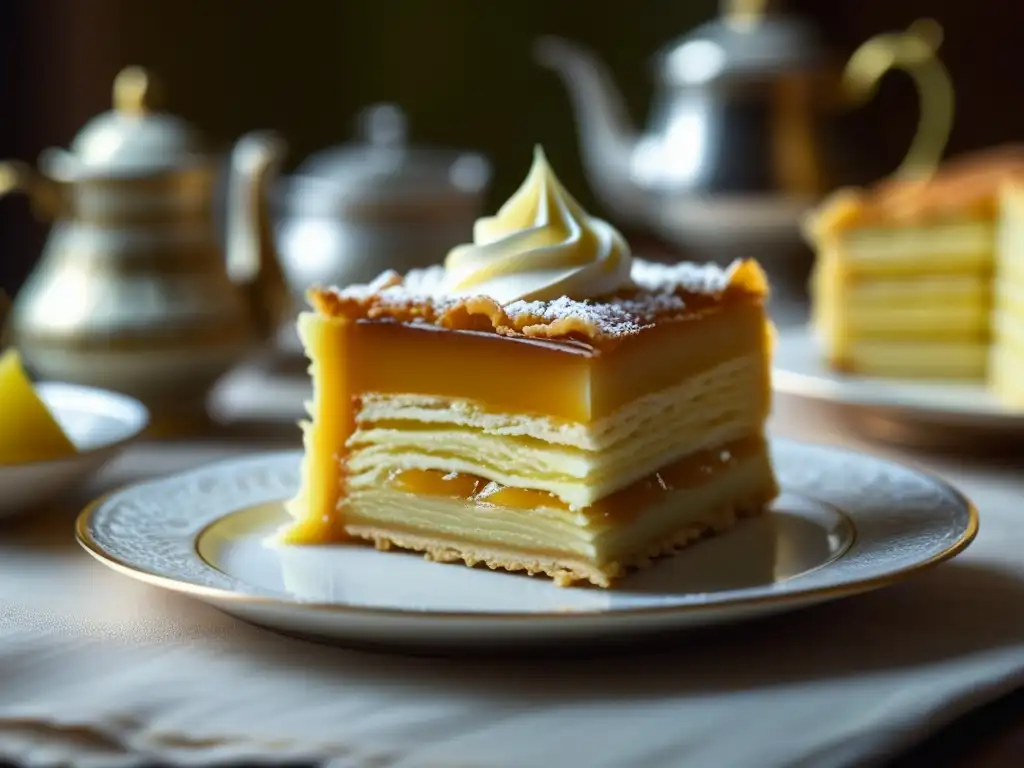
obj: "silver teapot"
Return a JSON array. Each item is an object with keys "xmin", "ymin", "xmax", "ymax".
[
  {"xmin": 275, "ymin": 103, "xmax": 491, "ymax": 308},
  {"xmin": 536, "ymin": 2, "xmax": 953, "ymax": 264},
  {"xmin": 0, "ymin": 67, "xmax": 288, "ymax": 429}
]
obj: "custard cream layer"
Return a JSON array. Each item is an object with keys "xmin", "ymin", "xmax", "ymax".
[
  {"xmin": 347, "ymin": 353, "xmax": 769, "ymax": 509},
  {"xmin": 830, "ymin": 221, "xmax": 994, "ymax": 276},
  {"xmin": 830, "ymin": 339, "xmax": 988, "ymax": 379},
  {"xmin": 344, "ymin": 448, "xmax": 777, "ymax": 569},
  {"xmin": 828, "ymin": 276, "xmax": 990, "ymax": 338}
]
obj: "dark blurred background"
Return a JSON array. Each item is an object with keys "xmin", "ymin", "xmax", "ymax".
[{"xmin": 1, "ymin": 0, "xmax": 1021, "ymax": 293}]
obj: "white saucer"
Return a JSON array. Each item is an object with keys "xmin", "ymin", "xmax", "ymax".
[
  {"xmin": 0, "ymin": 382, "xmax": 149, "ymax": 519},
  {"xmin": 772, "ymin": 325, "xmax": 1024, "ymax": 440},
  {"xmin": 76, "ymin": 439, "xmax": 976, "ymax": 648}
]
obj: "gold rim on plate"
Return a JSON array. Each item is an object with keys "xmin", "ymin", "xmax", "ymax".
[{"xmin": 74, "ymin": 447, "xmax": 979, "ymax": 622}]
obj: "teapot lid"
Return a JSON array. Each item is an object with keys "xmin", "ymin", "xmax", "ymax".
[
  {"xmin": 62, "ymin": 67, "xmax": 206, "ymax": 175},
  {"xmin": 659, "ymin": 3, "xmax": 820, "ymax": 87},
  {"xmin": 287, "ymin": 103, "xmax": 490, "ymax": 212}
]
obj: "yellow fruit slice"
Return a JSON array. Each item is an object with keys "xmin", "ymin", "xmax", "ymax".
[{"xmin": 0, "ymin": 349, "xmax": 77, "ymax": 464}]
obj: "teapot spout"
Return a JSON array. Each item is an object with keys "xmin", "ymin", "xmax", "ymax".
[
  {"xmin": 534, "ymin": 36, "xmax": 644, "ymax": 222},
  {"xmin": 0, "ymin": 160, "xmax": 64, "ymax": 219},
  {"xmin": 226, "ymin": 131, "xmax": 288, "ymax": 342}
]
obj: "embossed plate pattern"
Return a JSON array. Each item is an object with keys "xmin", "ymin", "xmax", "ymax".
[{"xmin": 76, "ymin": 438, "xmax": 977, "ymax": 646}]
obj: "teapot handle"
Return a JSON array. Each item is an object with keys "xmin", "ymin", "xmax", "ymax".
[{"xmin": 842, "ymin": 19, "xmax": 953, "ymax": 182}]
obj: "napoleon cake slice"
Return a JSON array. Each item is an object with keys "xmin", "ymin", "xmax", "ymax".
[{"xmin": 282, "ymin": 147, "xmax": 778, "ymax": 587}]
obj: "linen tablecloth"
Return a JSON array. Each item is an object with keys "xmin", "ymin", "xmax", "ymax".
[{"xmin": 2, "ymin": 393, "xmax": 1024, "ymax": 768}]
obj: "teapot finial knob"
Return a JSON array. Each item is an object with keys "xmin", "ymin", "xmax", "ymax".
[
  {"xmin": 359, "ymin": 103, "xmax": 407, "ymax": 149},
  {"xmin": 113, "ymin": 66, "xmax": 158, "ymax": 115},
  {"xmin": 721, "ymin": 0, "xmax": 768, "ymax": 26}
]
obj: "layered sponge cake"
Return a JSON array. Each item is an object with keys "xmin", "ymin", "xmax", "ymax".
[
  {"xmin": 807, "ymin": 146, "xmax": 1024, "ymax": 398},
  {"xmin": 992, "ymin": 179, "xmax": 1024, "ymax": 407},
  {"xmin": 282, "ymin": 147, "xmax": 778, "ymax": 587}
]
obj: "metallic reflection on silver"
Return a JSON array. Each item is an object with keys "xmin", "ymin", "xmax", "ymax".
[
  {"xmin": 535, "ymin": 7, "xmax": 951, "ymax": 268},
  {"xmin": 274, "ymin": 103, "xmax": 491, "ymax": 309},
  {"xmin": 0, "ymin": 66, "xmax": 288, "ymax": 425}
]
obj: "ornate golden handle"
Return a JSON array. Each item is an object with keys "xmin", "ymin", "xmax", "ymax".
[{"xmin": 842, "ymin": 19, "xmax": 954, "ymax": 182}]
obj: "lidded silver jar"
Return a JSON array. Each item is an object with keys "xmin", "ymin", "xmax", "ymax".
[{"xmin": 275, "ymin": 103, "xmax": 491, "ymax": 305}]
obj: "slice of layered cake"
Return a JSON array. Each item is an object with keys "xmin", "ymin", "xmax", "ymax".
[
  {"xmin": 991, "ymin": 178, "xmax": 1024, "ymax": 407},
  {"xmin": 807, "ymin": 147, "xmax": 1024, "ymax": 383},
  {"xmin": 282, "ymin": 147, "xmax": 778, "ymax": 587}
]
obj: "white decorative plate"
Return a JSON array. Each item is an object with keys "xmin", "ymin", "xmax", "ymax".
[
  {"xmin": 76, "ymin": 439, "xmax": 976, "ymax": 648},
  {"xmin": 772, "ymin": 325, "xmax": 1024, "ymax": 440},
  {"xmin": 0, "ymin": 382, "xmax": 149, "ymax": 519}
]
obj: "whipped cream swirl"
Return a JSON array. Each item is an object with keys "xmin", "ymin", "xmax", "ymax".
[{"xmin": 443, "ymin": 146, "xmax": 633, "ymax": 303}]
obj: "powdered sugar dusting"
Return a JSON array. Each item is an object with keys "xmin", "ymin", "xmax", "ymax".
[
  {"xmin": 334, "ymin": 265, "xmax": 459, "ymax": 314},
  {"xmin": 629, "ymin": 259, "xmax": 736, "ymax": 294},
  {"xmin": 320, "ymin": 258, "xmax": 757, "ymax": 340},
  {"xmin": 397, "ymin": 265, "xmax": 449, "ymax": 295},
  {"xmin": 503, "ymin": 295, "xmax": 646, "ymax": 336}
]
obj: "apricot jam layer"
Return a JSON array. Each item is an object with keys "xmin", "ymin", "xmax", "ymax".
[{"xmin": 387, "ymin": 434, "xmax": 766, "ymax": 522}]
